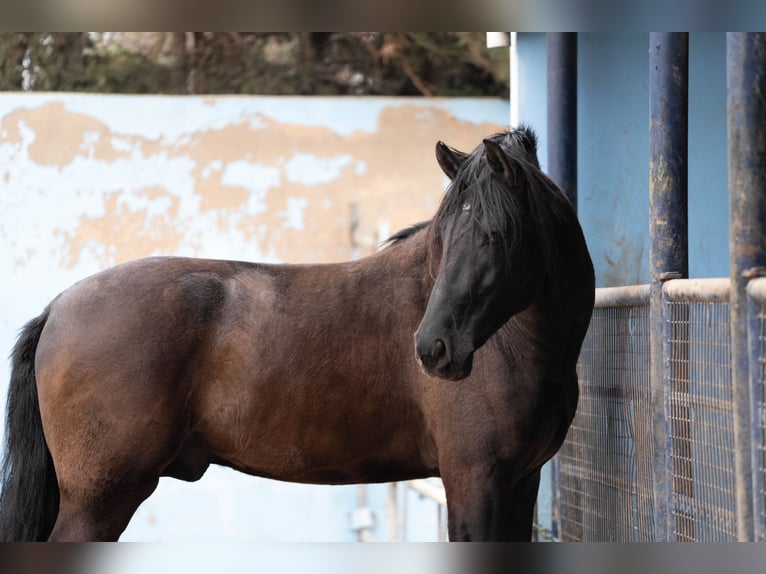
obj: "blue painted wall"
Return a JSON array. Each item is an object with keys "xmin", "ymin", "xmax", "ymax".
[{"xmin": 517, "ymin": 32, "xmax": 729, "ymax": 287}]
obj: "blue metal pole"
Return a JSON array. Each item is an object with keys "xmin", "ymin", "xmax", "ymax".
[
  {"xmin": 727, "ymin": 32, "xmax": 766, "ymax": 542},
  {"xmin": 746, "ymin": 282, "xmax": 765, "ymax": 541},
  {"xmin": 546, "ymin": 33, "xmax": 577, "ymax": 540},
  {"xmin": 649, "ymin": 32, "xmax": 689, "ymax": 542},
  {"xmin": 547, "ymin": 33, "xmax": 578, "ymax": 212}
]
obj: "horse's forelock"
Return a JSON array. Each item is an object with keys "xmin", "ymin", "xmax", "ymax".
[{"xmin": 428, "ymin": 129, "xmax": 570, "ymax": 282}]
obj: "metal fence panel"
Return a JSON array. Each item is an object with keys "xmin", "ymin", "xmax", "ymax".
[
  {"xmin": 664, "ymin": 279, "xmax": 736, "ymax": 541},
  {"xmin": 557, "ymin": 285, "xmax": 655, "ymax": 541},
  {"xmin": 557, "ymin": 280, "xmax": 740, "ymax": 542}
]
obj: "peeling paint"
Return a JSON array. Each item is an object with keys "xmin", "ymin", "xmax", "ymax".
[
  {"xmin": 283, "ymin": 153, "xmax": 353, "ymax": 185},
  {"xmin": 280, "ymin": 197, "xmax": 309, "ymax": 230},
  {"xmin": 1, "ymin": 96, "xmax": 505, "ymax": 275}
]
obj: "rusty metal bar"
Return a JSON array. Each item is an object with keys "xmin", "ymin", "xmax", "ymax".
[
  {"xmin": 649, "ymin": 32, "xmax": 689, "ymax": 542},
  {"xmin": 727, "ymin": 32, "xmax": 766, "ymax": 541},
  {"xmin": 546, "ymin": 32, "xmax": 578, "ymax": 211}
]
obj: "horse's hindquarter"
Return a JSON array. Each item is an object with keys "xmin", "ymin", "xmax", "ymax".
[{"xmin": 35, "ymin": 257, "xmax": 239, "ymax": 487}]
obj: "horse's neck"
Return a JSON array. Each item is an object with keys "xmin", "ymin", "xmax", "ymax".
[
  {"xmin": 501, "ymin": 221, "xmax": 593, "ymax": 366},
  {"xmin": 359, "ymin": 231, "xmax": 434, "ymax": 304}
]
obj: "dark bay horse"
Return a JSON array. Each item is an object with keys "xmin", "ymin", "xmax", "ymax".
[{"xmin": 0, "ymin": 127, "xmax": 594, "ymax": 541}]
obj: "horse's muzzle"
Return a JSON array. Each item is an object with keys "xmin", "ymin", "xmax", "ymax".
[{"xmin": 414, "ymin": 335, "xmax": 473, "ymax": 380}]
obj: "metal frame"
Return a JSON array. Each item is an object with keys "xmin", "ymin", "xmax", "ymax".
[
  {"xmin": 727, "ymin": 32, "xmax": 766, "ymax": 541},
  {"xmin": 649, "ymin": 32, "xmax": 690, "ymax": 542},
  {"xmin": 747, "ymin": 277, "xmax": 766, "ymax": 541}
]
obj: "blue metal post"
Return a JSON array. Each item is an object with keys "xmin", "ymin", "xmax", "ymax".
[
  {"xmin": 747, "ymin": 282, "xmax": 765, "ymax": 541},
  {"xmin": 546, "ymin": 33, "xmax": 577, "ymax": 540},
  {"xmin": 547, "ymin": 33, "xmax": 578, "ymax": 211},
  {"xmin": 727, "ymin": 32, "xmax": 766, "ymax": 542},
  {"xmin": 649, "ymin": 32, "xmax": 689, "ymax": 542}
]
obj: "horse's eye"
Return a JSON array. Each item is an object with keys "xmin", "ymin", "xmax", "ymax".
[{"xmin": 488, "ymin": 232, "xmax": 499, "ymax": 244}]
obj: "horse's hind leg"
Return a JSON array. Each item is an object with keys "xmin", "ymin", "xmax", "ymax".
[
  {"xmin": 49, "ymin": 476, "xmax": 160, "ymax": 541},
  {"xmin": 40, "ymin": 379, "xmax": 186, "ymax": 541},
  {"xmin": 45, "ymin": 419, "xmax": 169, "ymax": 541}
]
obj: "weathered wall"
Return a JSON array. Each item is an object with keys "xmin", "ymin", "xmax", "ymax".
[{"xmin": 0, "ymin": 93, "xmax": 507, "ymax": 540}]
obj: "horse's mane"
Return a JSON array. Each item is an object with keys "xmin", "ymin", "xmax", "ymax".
[
  {"xmin": 382, "ymin": 221, "xmax": 431, "ymax": 247},
  {"xmin": 429, "ymin": 126, "xmax": 574, "ymax": 284}
]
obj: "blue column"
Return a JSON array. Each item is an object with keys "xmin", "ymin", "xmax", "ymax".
[
  {"xmin": 727, "ymin": 32, "xmax": 766, "ymax": 542},
  {"xmin": 546, "ymin": 33, "xmax": 578, "ymax": 211},
  {"xmin": 649, "ymin": 32, "xmax": 689, "ymax": 542},
  {"xmin": 546, "ymin": 33, "xmax": 577, "ymax": 540}
]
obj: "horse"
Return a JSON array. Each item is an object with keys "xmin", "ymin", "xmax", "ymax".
[{"xmin": 0, "ymin": 126, "xmax": 594, "ymax": 541}]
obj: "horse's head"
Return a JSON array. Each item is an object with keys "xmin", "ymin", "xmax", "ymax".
[{"xmin": 415, "ymin": 128, "xmax": 552, "ymax": 381}]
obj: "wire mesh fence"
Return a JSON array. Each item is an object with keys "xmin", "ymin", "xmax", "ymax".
[
  {"xmin": 555, "ymin": 280, "xmax": 745, "ymax": 541},
  {"xmin": 557, "ymin": 286, "xmax": 655, "ymax": 541},
  {"xmin": 664, "ymin": 280, "xmax": 736, "ymax": 541}
]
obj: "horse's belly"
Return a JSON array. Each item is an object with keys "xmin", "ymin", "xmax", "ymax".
[
  {"xmin": 194, "ymin": 393, "xmax": 438, "ymax": 485},
  {"xmin": 207, "ymin": 430, "xmax": 436, "ymax": 485}
]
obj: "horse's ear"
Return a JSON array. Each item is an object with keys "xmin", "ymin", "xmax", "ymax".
[
  {"xmin": 435, "ymin": 141, "xmax": 468, "ymax": 180},
  {"xmin": 483, "ymin": 139, "xmax": 520, "ymax": 186}
]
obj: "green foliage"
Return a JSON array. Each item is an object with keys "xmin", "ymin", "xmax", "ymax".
[
  {"xmin": 0, "ymin": 32, "xmax": 509, "ymax": 97},
  {"xmin": 0, "ymin": 33, "xmax": 28, "ymax": 90}
]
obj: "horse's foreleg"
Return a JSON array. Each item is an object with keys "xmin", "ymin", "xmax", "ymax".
[
  {"xmin": 503, "ymin": 470, "xmax": 541, "ymax": 541},
  {"xmin": 442, "ymin": 467, "xmax": 541, "ymax": 542}
]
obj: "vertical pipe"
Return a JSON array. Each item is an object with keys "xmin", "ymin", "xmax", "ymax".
[
  {"xmin": 727, "ymin": 32, "xmax": 766, "ymax": 542},
  {"xmin": 649, "ymin": 32, "xmax": 689, "ymax": 542},
  {"xmin": 546, "ymin": 32, "xmax": 577, "ymax": 540},
  {"xmin": 510, "ymin": 33, "xmax": 520, "ymax": 127},
  {"xmin": 747, "ymin": 284, "xmax": 765, "ymax": 541},
  {"xmin": 547, "ymin": 33, "xmax": 578, "ymax": 211}
]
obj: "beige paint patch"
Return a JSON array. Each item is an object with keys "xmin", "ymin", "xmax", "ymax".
[
  {"xmin": 198, "ymin": 178, "xmax": 251, "ymax": 215},
  {"xmin": 60, "ymin": 190, "xmax": 183, "ymax": 268},
  {"xmin": 2, "ymin": 102, "xmax": 134, "ymax": 168}
]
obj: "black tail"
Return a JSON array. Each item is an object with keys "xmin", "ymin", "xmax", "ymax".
[{"xmin": 0, "ymin": 309, "xmax": 59, "ymax": 541}]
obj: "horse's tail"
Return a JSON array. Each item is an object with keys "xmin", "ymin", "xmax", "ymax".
[{"xmin": 0, "ymin": 308, "xmax": 59, "ymax": 541}]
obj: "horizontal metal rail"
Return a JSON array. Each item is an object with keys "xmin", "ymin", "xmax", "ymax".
[
  {"xmin": 664, "ymin": 278, "xmax": 731, "ymax": 302},
  {"xmin": 746, "ymin": 277, "xmax": 766, "ymax": 304},
  {"xmin": 594, "ymin": 284, "xmax": 650, "ymax": 308}
]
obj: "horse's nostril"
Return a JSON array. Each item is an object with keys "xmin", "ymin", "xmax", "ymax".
[{"xmin": 415, "ymin": 335, "xmax": 450, "ymax": 373}]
